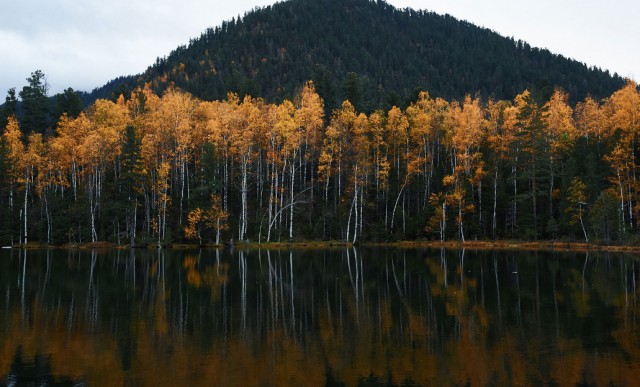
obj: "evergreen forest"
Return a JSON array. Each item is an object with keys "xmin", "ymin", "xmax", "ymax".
[
  {"xmin": 1, "ymin": 78, "xmax": 640, "ymax": 246},
  {"xmin": 88, "ymin": 0, "xmax": 624, "ymax": 113}
]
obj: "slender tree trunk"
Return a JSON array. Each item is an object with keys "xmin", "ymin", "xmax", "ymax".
[
  {"xmin": 289, "ymin": 154, "xmax": 296, "ymax": 240},
  {"xmin": 618, "ymin": 171, "xmax": 626, "ymax": 236},
  {"xmin": 493, "ymin": 169, "xmax": 498, "ymax": 238},
  {"xmin": 346, "ymin": 185, "xmax": 357, "ymax": 243},
  {"xmin": 441, "ymin": 201, "xmax": 446, "ymax": 242},
  {"xmin": 458, "ymin": 195, "xmax": 465, "ymax": 242},
  {"xmin": 239, "ymin": 153, "xmax": 250, "ymax": 241},
  {"xmin": 390, "ymin": 178, "xmax": 407, "ymax": 231},
  {"xmin": 579, "ymin": 207, "xmax": 589, "ymax": 243},
  {"xmin": 23, "ymin": 182, "xmax": 28, "ymax": 245},
  {"xmin": 532, "ymin": 155, "xmax": 537, "ymax": 239}
]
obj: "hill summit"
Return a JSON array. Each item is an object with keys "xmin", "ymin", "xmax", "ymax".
[{"xmin": 92, "ymin": 0, "xmax": 624, "ymax": 110}]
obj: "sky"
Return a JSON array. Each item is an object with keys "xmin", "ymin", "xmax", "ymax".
[{"xmin": 1, "ymin": 0, "xmax": 638, "ymax": 96}]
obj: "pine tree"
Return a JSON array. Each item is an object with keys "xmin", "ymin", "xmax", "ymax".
[{"xmin": 19, "ymin": 70, "xmax": 51, "ymax": 135}]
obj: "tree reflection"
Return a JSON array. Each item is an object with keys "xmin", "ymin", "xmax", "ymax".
[{"xmin": 0, "ymin": 247, "xmax": 639, "ymax": 385}]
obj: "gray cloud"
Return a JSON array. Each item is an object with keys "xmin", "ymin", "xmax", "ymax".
[{"xmin": 0, "ymin": 0, "xmax": 636, "ymax": 97}]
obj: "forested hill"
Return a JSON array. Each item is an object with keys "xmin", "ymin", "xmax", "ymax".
[{"xmin": 89, "ymin": 0, "xmax": 623, "ymax": 110}]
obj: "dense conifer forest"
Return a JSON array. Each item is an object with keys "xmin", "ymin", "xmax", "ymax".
[
  {"xmin": 0, "ymin": 0, "xmax": 636, "ymax": 246},
  {"xmin": 88, "ymin": 0, "xmax": 624, "ymax": 112}
]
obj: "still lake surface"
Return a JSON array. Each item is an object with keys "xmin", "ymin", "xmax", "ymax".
[{"xmin": 0, "ymin": 247, "xmax": 639, "ymax": 386}]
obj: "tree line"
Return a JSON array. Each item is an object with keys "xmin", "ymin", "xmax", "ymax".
[{"xmin": 1, "ymin": 79, "xmax": 639, "ymax": 246}]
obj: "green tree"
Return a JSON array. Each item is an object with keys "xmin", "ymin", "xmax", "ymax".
[
  {"xmin": 119, "ymin": 125, "xmax": 145, "ymax": 245},
  {"xmin": 514, "ymin": 90, "xmax": 547, "ymax": 239},
  {"xmin": 1, "ymin": 88, "xmax": 18, "ymax": 129},
  {"xmin": 19, "ymin": 70, "xmax": 51, "ymax": 135},
  {"xmin": 589, "ymin": 189, "xmax": 619, "ymax": 244},
  {"xmin": 54, "ymin": 87, "xmax": 83, "ymax": 122},
  {"xmin": 565, "ymin": 177, "xmax": 589, "ymax": 242},
  {"xmin": 342, "ymin": 72, "xmax": 364, "ymax": 113}
]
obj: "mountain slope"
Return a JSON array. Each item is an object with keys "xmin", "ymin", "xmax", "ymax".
[{"xmin": 91, "ymin": 0, "xmax": 624, "ymax": 110}]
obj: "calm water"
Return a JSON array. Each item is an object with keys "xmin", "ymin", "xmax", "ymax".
[{"xmin": 0, "ymin": 247, "xmax": 639, "ymax": 386}]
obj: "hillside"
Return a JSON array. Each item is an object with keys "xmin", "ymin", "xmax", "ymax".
[{"xmin": 89, "ymin": 0, "xmax": 624, "ymax": 110}]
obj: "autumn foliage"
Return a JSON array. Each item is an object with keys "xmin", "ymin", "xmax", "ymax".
[{"xmin": 2, "ymin": 81, "xmax": 640, "ymax": 245}]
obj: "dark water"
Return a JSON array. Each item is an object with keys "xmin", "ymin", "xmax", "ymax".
[{"xmin": 0, "ymin": 247, "xmax": 639, "ymax": 386}]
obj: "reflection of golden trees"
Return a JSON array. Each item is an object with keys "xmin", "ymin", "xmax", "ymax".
[
  {"xmin": 2, "ymin": 250, "xmax": 640, "ymax": 385},
  {"xmin": 183, "ymin": 254, "xmax": 229, "ymax": 302}
]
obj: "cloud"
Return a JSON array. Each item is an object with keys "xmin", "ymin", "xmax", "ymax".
[
  {"xmin": 0, "ymin": 0, "xmax": 276, "ymax": 95},
  {"xmin": 0, "ymin": 0, "xmax": 636, "ymax": 97}
]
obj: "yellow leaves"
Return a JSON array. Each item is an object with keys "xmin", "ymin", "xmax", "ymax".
[
  {"xmin": 565, "ymin": 177, "xmax": 588, "ymax": 226},
  {"xmin": 606, "ymin": 80, "xmax": 640, "ymax": 134},
  {"xmin": 294, "ymin": 81, "xmax": 324, "ymax": 150},
  {"xmin": 452, "ymin": 95, "xmax": 485, "ymax": 149},
  {"xmin": 273, "ymin": 99, "xmax": 299, "ymax": 156},
  {"xmin": 183, "ymin": 195, "xmax": 229, "ymax": 242},
  {"xmin": 386, "ymin": 105, "xmax": 409, "ymax": 146},
  {"xmin": 2, "ymin": 116, "xmax": 25, "ymax": 174},
  {"xmin": 575, "ymin": 97, "xmax": 605, "ymax": 139},
  {"xmin": 513, "ymin": 89, "xmax": 532, "ymax": 111},
  {"xmin": 317, "ymin": 150, "xmax": 333, "ymax": 183},
  {"xmin": 184, "ymin": 208, "xmax": 205, "ymax": 240},
  {"xmin": 378, "ymin": 157, "xmax": 390, "ymax": 189},
  {"xmin": 405, "ymin": 156, "xmax": 424, "ymax": 177},
  {"xmin": 544, "ymin": 90, "xmax": 577, "ymax": 154}
]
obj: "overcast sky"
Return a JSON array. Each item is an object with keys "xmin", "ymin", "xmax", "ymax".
[{"xmin": 1, "ymin": 0, "xmax": 637, "ymax": 96}]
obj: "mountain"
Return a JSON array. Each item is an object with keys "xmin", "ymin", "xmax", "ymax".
[{"xmin": 89, "ymin": 0, "xmax": 624, "ymax": 110}]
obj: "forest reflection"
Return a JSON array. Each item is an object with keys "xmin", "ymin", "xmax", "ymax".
[{"xmin": 0, "ymin": 247, "xmax": 639, "ymax": 386}]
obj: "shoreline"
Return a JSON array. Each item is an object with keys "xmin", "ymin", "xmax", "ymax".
[{"xmin": 4, "ymin": 239, "xmax": 640, "ymax": 254}]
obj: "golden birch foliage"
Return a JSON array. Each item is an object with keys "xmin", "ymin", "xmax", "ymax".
[
  {"xmin": 184, "ymin": 207, "xmax": 206, "ymax": 241},
  {"xmin": 274, "ymin": 100, "xmax": 299, "ymax": 157},
  {"xmin": 451, "ymin": 96, "xmax": 485, "ymax": 175},
  {"xmin": 184, "ymin": 195, "xmax": 229, "ymax": 241},
  {"xmin": 320, "ymin": 101, "xmax": 357, "ymax": 184},
  {"xmin": 204, "ymin": 99, "xmax": 234, "ymax": 153},
  {"xmin": 606, "ymin": 80, "xmax": 640, "ymax": 135},
  {"xmin": 387, "ymin": 105, "xmax": 425, "ymax": 188},
  {"xmin": 190, "ymin": 101, "xmax": 211, "ymax": 154},
  {"xmin": 491, "ymin": 103, "xmax": 519, "ymax": 162},
  {"xmin": 161, "ymin": 88, "xmax": 198, "ymax": 156},
  {"xmin": 90, "ymin": 99, "xmax": 129, "ymax": 164},
  {"xmin": 2, "ymin": 116, "xmax": 25, "ymax": 182},
  {"xmin": 405, "ymin": 91, "xmax": 434, "ymax": 150},
  {"xmin": 368, "ymin": 111, "xmax": 390, "ymax": 190},
  {"xmin": 209, "ymin": 194, "xmax": 229, "ymax": 230},
  {"xmin": 294, "ymin": 81, "xmax": 325, "ymax": 155},
  {"xmin": 386, "ymin": 105, "xmax": 409, "ymax": 155},
  {"xmin": 432, "ymin": 97, "xmax": 455, "ymax": 142},
  {"xmin": 128, "ymin": 84, "xmax": 160, "ymax": 125},
  {"xmin": 317, "ymin": 150, "xmax": 333, "ymax": 185},
  {"xmin": 155, "ymin": 161, "xmax": 172, "ymax": 209},
  {"xmin": 604, "ymin": 142, "xmax": 633, "ymax": 187},
  {"xmin": 543, "ymin": 89, "xmax": 577, "ymax": 154},
  {"xmin": 352, "ymin": 113, "xmax": 370, "ymax": 160},
  {"xmin": 485, "ymin": 100, "xmax": 515, "ymax": 161},
  {"xmin": 25, "ymin": 132, "xmax": 46, "ymax": 195},
  {"xmin": 575, "ymin": 97, "xmax": 605, "ymax": 140},
  {"xmin": 228, "ymin": 95, "xmax": 262, "ymax": 160},
  {"xmin": 351, "ymin": 112, "xmax": 372, "ymax": 186},
  {"xmin": 49, "ymin": 115, "xmax": 76, "ymax": 187},
  {"xmin": 368, "ymin": 110, "xmax": 386, "ymax": 149},
  {"xmin": 139, "ymin": 89, "xmax": 183, "ymax": 171}
]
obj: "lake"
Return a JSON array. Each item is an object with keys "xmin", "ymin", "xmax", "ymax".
[{"xmin": 0, "ymin": 247, "xmax": 639, "ymax": 386}]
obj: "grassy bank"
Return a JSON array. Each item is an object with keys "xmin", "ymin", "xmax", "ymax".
[{"xmin": 5, "ymin": 239, "xmax": 640, "ymax": 254}]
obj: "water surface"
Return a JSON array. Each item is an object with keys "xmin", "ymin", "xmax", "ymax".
[{"xmin": 1, "ymin": 247, "xmax": 639, "ymax": 386}]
